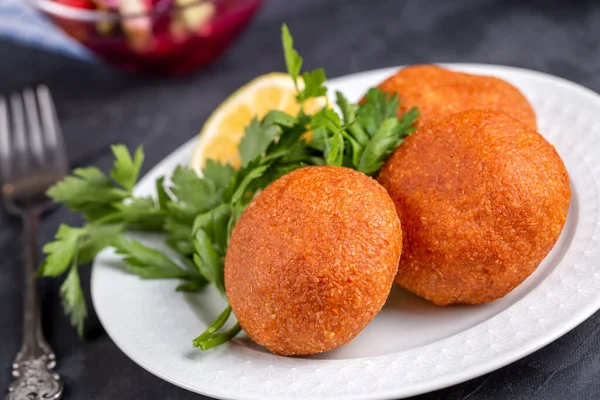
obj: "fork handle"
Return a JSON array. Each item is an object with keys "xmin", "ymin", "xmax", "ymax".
[{"xmin": 7, "ymin": 210, "xmax": 63, "ymax": 400}]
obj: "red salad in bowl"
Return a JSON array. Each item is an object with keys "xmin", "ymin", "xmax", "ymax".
[{"xmin": 31, "ymin": 0, "xmax": 263, "ymax": 75}]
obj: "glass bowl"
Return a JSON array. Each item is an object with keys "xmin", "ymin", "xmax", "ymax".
[{"xmin": 29, "ymin": 0, "xmax": 264, "ymax": 76}]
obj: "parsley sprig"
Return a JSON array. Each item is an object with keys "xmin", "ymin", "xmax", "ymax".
[{"xmin": 40, "ymin": 24, "xmax": 418, "ymax": 350}]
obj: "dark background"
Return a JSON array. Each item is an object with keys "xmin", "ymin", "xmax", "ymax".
[{"xmin": 1, "ymin": 0, "xmax": 600, "ymax": 399}]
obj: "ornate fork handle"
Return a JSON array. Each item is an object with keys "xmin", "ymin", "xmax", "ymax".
[
  {"xmin": 6, "ymin": 211, "xmax": 63, "ymax": 400},
  {"xmin": 7, "ymin": 354, "xmax": 62, "ymax": 400}
]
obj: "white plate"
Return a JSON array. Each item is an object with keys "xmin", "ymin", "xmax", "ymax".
[{"xmin": 91, "ymin": 64, "xmax": 600, "ymax": 400}]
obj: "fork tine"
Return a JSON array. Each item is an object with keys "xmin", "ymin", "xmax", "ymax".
[
  {"xmin": 10, "ymin": 92, "xmax": 29, "ymax": 171},
  {"xmin": 0, "ymin": 96, "xmax": 10, "ymax": 182},
  {"xmin": 23, "ymin": 88, "xmax": 45, "ymax": 164},
  {"xmin": 37, "ymin": 85, "xmax": 67, "ymax": 173}
]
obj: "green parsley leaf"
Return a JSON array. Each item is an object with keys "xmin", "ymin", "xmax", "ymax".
[
  {"xmin": 325, "ymin": 129, "xmax": 344, "ymax": 166},
  {"xmin": 78, "ymin": 223, "xmax": 125, "ymax": 264},
  {"xmin": 397, "ymin": 106, "xmax": 420, "ymax": 134},
  {"xmin": 336, "ymin": 91, "xmax": 369, "ymax": 146},
  {"xmin": 156, "ymin": 176, "xmax": 170, "ymax": 210},
  {"xmin": 60, "ymin": 262, "xmax": 87, "ymax": 337},
  {"xmin": 176, "ymin": 280, "xmax": 204, "ymax": 292},
  {"xmin": 336, "ymin": 91, "xmax": 357, "ymax": 125},
  {"xmin": 192, "ymin": 204, "xmax": 232, "ymax": 296},
  {"xmin": 192, "ymin": 204, "xmax": 231, "ymax": 254},
  {"xmin": 226, "ymin": 203, "xmax": 244, "ymax": 246},
  {"xmin": 307, "ymin": 125, "xmax": 327, "ymax": 152},
  {"xmin": 357, "ymin": 88, "xmax": 401, "ymax": 136},
  {"xmin": 39, "ymin": 224, "xmax": 86, "ymax": 277},
  {"xmin": 112, "ymin": 235, "xmax": 202, "ymax": 281},
  {"xmin": 281, "ymin": 25, "xmax": 327, "ymax": 104},
  {"xmin": 165, "ymin": 218, "xmax": 194, "ymax": 256},
  {"xmin": 264, "ymin": 116, "xmax": 310, "ymax": 159},
  {"xmin": 83, "ymin": 206, "xmax": 123, "ymax": 224},
  {"xmin": 281, "ymin": 23, "xmax": 302, "ymax": 89},
  {"xmin": 247, "ymin": 162, "xmax": 309, "ymax": 196},
  {"xmin": 193, "ymin": 230, "xmax": 225, "ymax": 296},
  {"xmin": 262, "ymin": 110, "xmax": 296, "ymax": 128},
  {"xmin": 165, "ymin": 201, "xmax": 196, "ymax": 223},
  {"xmin": 310, "ymin": 108, "xmax": 342, "ymax": 133},
  {"xmin": 279, "ymin": 145, "xmax": 323, "ymax": 166},
  {"xmin": 169, "ymin": 166, "xmax": 220, "ymax": 214},
  {"xmin": 109, "ymin": 145, "xmax": 144, "ymax": 191},
  {"xmin": 335, "ymin": 88, "xmax": 419, "ymax": 175},
  {"xmin": 115, "ymin": 197, "xmax": 165, "ymax": 231},
  {"xmin": 40, "ymin": 223, "xmax": 125, "ymax": 277},
  {"xmin": 231, "ymin": 162, "xmax": 271, "ymax": 205},
  {"xmin": 193, "ymin": 205, "xmax": 227, "ymax": 246},
  {"xmin": 238, "ymin": 118, "xmax": 282, "ymax": 168},
  {"xmin": 310, "ymin": 109, "xmax": 345, "ymax": 167},
  {"xmin": 298, "ymin": 69, "xmax": 327, "ymax": 102},
  {"xmin": 202, "ymin": 160, "xmax": 235, "ymax": 191},
  {"xmin": 357, "ymin": 118, "xmax": 403, "ymax": 176},
  {"xmin": 344, "ymin": 132, "xmax": 363, "ymax": 169},
  {"xmin": 47, "ymin": 167, "xmax": 128, "ymax": 219},
  {"xmin": 238, "ymin": 110, "xmax": 297, "ymax": 169},
  {"xmin": 164, "ymin": 163, "xmax": 234, "ymax": 259}
]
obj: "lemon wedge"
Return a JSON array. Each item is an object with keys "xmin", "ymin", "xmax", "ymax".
[{"xmin": 190, "ymin": 72, "xmax": 326, "ymax": 175}]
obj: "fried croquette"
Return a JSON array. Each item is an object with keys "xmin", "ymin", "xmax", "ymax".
[
  {"xmin": 378, "ymin": 110, "xmax": 570, "ymax": 305},
  {"xmin": 225, "ymin": 166, "xmax": 402, "ymax": 355},
  {"xmin": 376, "ymin": 65, "xmax": 537, "ymax": 129}
]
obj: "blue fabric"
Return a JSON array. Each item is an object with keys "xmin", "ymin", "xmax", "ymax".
[{"xmin": 0, "ymin": 0, "xmax": 92, "ymax": 59}]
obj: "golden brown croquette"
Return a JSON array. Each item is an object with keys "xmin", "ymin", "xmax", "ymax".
[
  {"xmin": 225, "ymin": 166, "xmax": 402, "ymax": 356},
  {"xmin": 378, "ymin": 110, "xmax": 570, "ymax": 305},
  {"xmin": 375, "ymin": 65, "xmax": 537, "ymax": 129}
]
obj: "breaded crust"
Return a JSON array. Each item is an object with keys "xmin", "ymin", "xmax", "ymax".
[
  {"xmin": 378, "ymin": 110, "xmax": 570, "ymax": 305},
  {"xmin": 376, "ymin": 65, "xmax": 537, "ymax": 129},
  {"xmin": 225, "ymin": 166, "xmax": 402, "ymax": 355}
]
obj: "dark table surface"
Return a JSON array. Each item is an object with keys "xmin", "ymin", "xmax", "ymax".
[{"xmin": 2, "ymin": 0, "xmax": 600, "ymax": 399}]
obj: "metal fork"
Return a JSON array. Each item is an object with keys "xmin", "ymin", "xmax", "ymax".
[{"xmin": 1, "ymin": 86, "xmax": 67, "ymax": 400}]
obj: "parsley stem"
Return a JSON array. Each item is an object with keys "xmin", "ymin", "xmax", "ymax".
[
  {"xmin": 195, "ymin": 323, "xmax": 242, "ymax": 351},
  {"xmin": 192, "ymin": 305, "xmax": 233, "ymax": 347},
  {"xmin": 91, "ymin": 212, "xmax": 123, "ymax": 226},
  {"xmin": 347, "ymin": 123, "xmax": 369, "ymax": 146}
]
